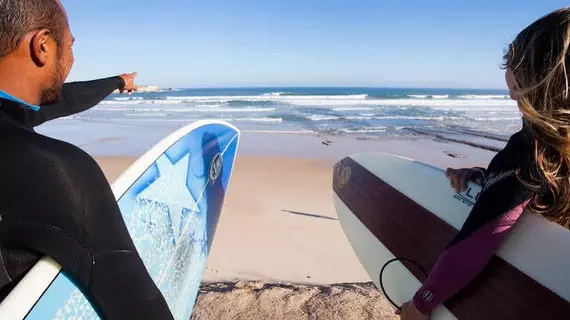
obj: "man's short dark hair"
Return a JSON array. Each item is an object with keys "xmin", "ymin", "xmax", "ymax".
[{"xmin": 0, "ymin": 0, "xmax": 66, "ymax": 57}]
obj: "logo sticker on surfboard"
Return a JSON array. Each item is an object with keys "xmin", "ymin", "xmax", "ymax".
[
  {"xmin": 453, "ymin": 185, "xmax": 481, "ymax": 207},
  {"xmin": 338, "ymin": 166, "xmax": 352, "ymax": 189},
  {"xmin": 209, "ymin": 153, "xmax": 223, "ymax": 184}
]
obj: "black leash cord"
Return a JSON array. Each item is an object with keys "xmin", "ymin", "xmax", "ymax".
[{"xmin": 379, "ymin": 258, "xmax": 428, "ymax": 311}]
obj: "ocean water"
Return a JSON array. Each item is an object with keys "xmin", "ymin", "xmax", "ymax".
[{"xmin": 67, "ymin": 87, "xmax": 521, "ymax": 139}]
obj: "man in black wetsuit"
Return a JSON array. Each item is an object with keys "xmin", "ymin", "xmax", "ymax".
[{"xmin": 0, "ymin": 0, "xmax": 173, "ymax": 319}]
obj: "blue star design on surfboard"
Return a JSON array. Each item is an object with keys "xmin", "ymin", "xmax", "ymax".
[{"xmin": 137, "ymin": 153, "xmax": 200, "ymax": 243}]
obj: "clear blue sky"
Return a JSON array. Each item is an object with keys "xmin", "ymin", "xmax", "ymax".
[{"xmin": 62, "ymin": 0, "xmax": 568, "ymax": 89}]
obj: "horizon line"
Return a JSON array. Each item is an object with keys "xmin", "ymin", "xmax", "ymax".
[{"xmin": 147, "ymin": 85, "xmax": 509, "ymax": 91}]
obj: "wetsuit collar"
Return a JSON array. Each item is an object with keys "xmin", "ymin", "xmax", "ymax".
[{"xmin": 0, "ymin": 90, "xmax": 40, "ymax": 112}]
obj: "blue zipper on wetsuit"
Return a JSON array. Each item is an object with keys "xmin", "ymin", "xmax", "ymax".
[{"xmin": 0, "ymin": 90, "xmax": 40, "ymax": 112}]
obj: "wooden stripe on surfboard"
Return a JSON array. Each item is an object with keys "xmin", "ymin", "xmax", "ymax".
[{"xmin": 333, "ymin": 157, "xmax": 570, "ymax": 319}]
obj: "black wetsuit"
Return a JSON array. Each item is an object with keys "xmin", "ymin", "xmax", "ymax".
[{"xmin": 0, "ymin": 77, "xmax": 173, "ymax": 319}]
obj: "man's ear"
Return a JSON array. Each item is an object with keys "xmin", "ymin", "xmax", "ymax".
[{"xmin": 30, "ymin": 29, "xmax": 52, "ymax": 67}]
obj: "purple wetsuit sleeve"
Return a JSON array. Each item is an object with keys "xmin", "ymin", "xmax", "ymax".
[{"xmin": 412, "ymin": 199, "xmax": 530, "ymax": 314}]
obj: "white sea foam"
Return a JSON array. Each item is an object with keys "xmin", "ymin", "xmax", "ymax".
[
  {"xmin": 100, "ymin": 100, "xmax": 145, "ymax": 105},
  {"xmin": 458, "ymin": 95, "xmax": 510, "ymax": 100},
  {"xmin": 94, "ymin": 106, "xmax": 274, "ymax": 113},
  {"xmin": 432, "ymin": 107, "xmax": 518, "ymax": 112},
  {"xmin": 230, "ymin": 117, "xmax": 283, "ymax": 123},
  {"xmin": 86, "ymin": 91, "xmax": 525, "ymax": 139},
  {"xmin": 332, "ymin": 107, "xmax": 375, "ymax": 111},
  {"xmin": 186, "ymin": 104, "xmax": 223, "ymax": 108},
  {"xmin": 114, "ymin": 96, "xmax": 144, "ymax": 101},
  {"xmin": 95, "ymin": 107, "xmax": 175, "ymax": 112},
  {"xmin": 345, "ymin": 116, "xmax": 374, "ymax": 120},
  {"xmin": 185, "ymin": 107, "xmax": 275, "ymax": 113},
  {"xmin": 125, "ymin": 113, "xmax": 169, "ymax": 117},
  {"xmin": 161, "ymin": 94, "xmax": 368, "ymax": 104},
  {"xmin": 285, "ymin": 98, "xmax": 516, "ymax": 107},
  {"xmin": 407, "ymin": 95, "xmax": 448, "ymax": 99},
  {"xmin": 374, "ymin": 116, "xmax": 462, "ymax": 121},
  {"xmin": 472, "ymin": 117, "xmax": 522, "ymax": 121},
  {"xmin": 101, "ymin": 95, "xmax": 517, "ymax": 108},
  {"xmin": 340, "ymin": 127, "xmax": 387, "ymax": 133},
  {"xmin": 243, "ymin": 129, "xmax": 316, "ymax": 134},
  {"xmin": 100, "ymin": 100, "xmax": 185, "ymax": 105},
  {"xmin": 307, "ymin": 115, "xmax": 341, "ymax": 121},
  {"xmin": 96, "ymin": 116, "xmax": 283, "ymax": 123},
  {"xmin": 78, "ymin": 117, "xmax": 195, "ymax": 123},
  {"xmin": 147, "ymin": 100, "xmax": 187, "ymax": 105}
]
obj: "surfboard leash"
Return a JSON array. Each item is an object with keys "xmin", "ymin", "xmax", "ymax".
[{"xmin": 379, "ymin": 258, "xmax": 428, "ymax": 311}]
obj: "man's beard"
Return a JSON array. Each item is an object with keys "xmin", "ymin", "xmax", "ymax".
[{"xmin": 40, "ymin": 57, "xmax": 65, "ymax": 105}]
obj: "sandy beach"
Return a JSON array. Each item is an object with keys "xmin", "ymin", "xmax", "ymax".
[{"xmin": 93, "ymin": 131, "xmax": 496, "ymax": 320}]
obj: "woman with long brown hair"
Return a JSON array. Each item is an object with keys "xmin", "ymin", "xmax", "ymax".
[{"xmin": 398, "ymin": 7, "xmax": 570, "ymax": 319}]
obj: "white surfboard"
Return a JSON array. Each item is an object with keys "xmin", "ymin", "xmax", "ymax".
[
  {"xmin": 0, "ymin": 120, "xmax": 240, "ymax": 320},
  {"xmin": 333, "ymin": 152, "xmax": 570, "ymax": 319}
]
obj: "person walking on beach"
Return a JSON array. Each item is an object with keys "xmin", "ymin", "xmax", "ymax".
[
  {"xmin": 0, "ymin": 0, "xmax": 173, "ymax": 318},
  {"xmin": 397, "ymin": 7, "xmax": 570, "ymax": 319}
]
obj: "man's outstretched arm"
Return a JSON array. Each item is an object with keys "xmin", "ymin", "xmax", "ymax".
[{"xmin": 33, "ymin": 73, "xmax": 137, "ymax": 126}]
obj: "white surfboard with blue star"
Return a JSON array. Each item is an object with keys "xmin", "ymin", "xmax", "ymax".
[{"xmin": 0, "ymin": 120, "xmax": 240, "ymax": 320}]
